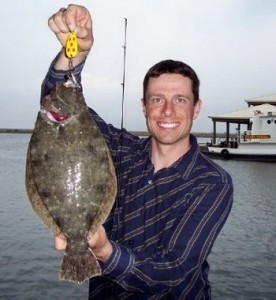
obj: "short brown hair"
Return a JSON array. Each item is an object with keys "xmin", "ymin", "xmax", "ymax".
[{"xmin": 143, "ymin": 60, "xmax": 200, "ymax": 105}]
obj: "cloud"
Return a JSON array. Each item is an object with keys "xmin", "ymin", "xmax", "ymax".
[{"xmin": 1, "ymin": 0, "xmax": 276, "ymax": 133}]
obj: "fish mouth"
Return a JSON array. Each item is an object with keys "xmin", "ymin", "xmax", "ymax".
[
  {"xmin": 49, "ymin": 111, "xmax": 69, "ymax": 122},
  {"xmin": 41, "ymin": 109, "xmax": 70, "ymax": 124}
]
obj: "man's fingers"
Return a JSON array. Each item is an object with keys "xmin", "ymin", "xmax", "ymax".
[
  {"xmin": 54, "ymin": 234, "xmax": 67, "ymax": 251},
  {"xmin": 48, "ymin": 8, "xmax": 70, "ymax": 34},
  {"xmin": 66, "ymin": 4, "xmax": 92, "ymax": 30}
]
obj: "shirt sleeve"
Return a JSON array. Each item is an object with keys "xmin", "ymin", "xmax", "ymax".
[{"xmin": 100, "ymin": 179, "xmax": 233, "ymax": 294}]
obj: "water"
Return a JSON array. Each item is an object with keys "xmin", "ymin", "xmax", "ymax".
[
  {"xmin": 0, "ymin": 134, "xmax": 275, "ymax": 300},
  {"xmin": 0, "ymin": 134, "xmax": 88, "ymax": 299},
  {"xmin": 208, "ymin": 160, "xmax": 276, "ymax": 299}
]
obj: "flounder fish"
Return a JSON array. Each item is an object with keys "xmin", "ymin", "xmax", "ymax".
[{"xmin": 25, "ymin": 76, "xmax": 117, "ymax": 283}]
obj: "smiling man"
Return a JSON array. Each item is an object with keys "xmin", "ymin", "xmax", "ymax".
[
  {"xmin": 142, "ymin": 63, "xmax": 202, "ymax": 172},
  {"xmin": 44, "ymin": 4, "xmax": 234, "ymax": 299}
]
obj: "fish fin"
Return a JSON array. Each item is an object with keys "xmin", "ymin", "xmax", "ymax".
[
  {"xmin": 59, "ymin": 244, "xmax": 101, "ymax": 283},
  {"xmin": 25, "ymin": 145, "xmax": 61, "ymax": 236}
]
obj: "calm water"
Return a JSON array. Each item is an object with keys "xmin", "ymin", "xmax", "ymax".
[{"xmin": 0, "ymin": 134, "xmax": 275, "ymax": 300}]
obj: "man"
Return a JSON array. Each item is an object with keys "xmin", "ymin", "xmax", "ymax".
[{"xmin": 46, "ymin": 5, "xmax": 233, "ymax": 299}]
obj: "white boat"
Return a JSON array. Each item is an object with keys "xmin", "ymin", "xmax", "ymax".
[{"xmin": 201, "ymin": 105, "xmax": 276, "ymax": 162}]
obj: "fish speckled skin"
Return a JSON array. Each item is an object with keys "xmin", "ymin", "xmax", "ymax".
[{"xmin": 25, "ymin": 79, "xmax": 117, "ymax": 283}]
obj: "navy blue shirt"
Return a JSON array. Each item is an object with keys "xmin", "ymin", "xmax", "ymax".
[{"xmin": 42, "ymin": 56, "xmax": 233, "ymax": 299}]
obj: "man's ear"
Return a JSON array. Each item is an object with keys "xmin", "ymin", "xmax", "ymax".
[
  {"xmin": 193, "ymin": 99, "xmax": 202, "ymax": 120},
  {"xmin": 141, "ymin": 98, "xmax": 146, "ymax": 117}
]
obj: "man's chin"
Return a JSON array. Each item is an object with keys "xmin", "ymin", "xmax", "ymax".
[{"xmin": 151, "ymin": 134, "xmax": 179, "ymax": 146}]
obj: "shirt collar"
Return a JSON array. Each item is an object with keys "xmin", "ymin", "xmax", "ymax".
[
  {"xmin": 173, "ymin": 134, "xmax": 200, "ymax": 179},
  {"xmin": 141, "ymin": 134, "xmax": 200, "ymax": 179}
]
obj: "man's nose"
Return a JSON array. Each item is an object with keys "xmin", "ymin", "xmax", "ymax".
[{"xmin": 161, "ymin": 100, "xmax": 175, "ymax": 116}]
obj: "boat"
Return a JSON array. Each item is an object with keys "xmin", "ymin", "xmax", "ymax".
[{"xmin": 200, "ymin": 102, "xmax": 276, "ymax": 162}]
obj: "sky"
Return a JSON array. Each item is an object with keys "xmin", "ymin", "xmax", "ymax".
[{"xmin": 1, "ymin": 0, "xmax": 276, "ymax": 133}]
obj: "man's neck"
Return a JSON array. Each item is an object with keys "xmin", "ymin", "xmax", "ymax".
[{"xmin": 150, "ymin": 138, "xmax": 191, "ymax": 173}]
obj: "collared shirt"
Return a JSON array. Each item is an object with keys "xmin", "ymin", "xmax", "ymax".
[{"xmin": 42, "ymin": 56, "xmax": 233, "ymax": 299}]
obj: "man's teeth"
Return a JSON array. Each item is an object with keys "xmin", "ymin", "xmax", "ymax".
[{"xmin": 159, "ymin": 122, "xmax": 178, "ymax": 128}]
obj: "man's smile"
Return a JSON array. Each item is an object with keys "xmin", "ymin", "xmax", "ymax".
[{"xmin": 157, "ymin": 122, "xmax": 180, "ymax": 129}]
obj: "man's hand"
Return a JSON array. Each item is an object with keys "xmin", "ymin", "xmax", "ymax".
[
  {"xmin": 48, "ymin": 4, "xmax": 94, "ymax": 68},
  {"xmin": 48, "ymin": 4, "xmax": 94, "ymax": 53},
  {"xmin": 54, "ymin": 225, "xmax": 113, "ymax": 263},
  {"xmin": 87, "ymin": 226, "xmax": 113, "ymax": 262}
]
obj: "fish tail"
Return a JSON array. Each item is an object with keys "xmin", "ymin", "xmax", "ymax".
[{"xmin": 59, "ymin": 241, "xmax": 101, "ymax": 283}]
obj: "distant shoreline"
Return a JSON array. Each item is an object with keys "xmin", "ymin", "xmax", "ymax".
[
  {"xmin": 0, "ymin": 128, "xmax": 33, "ymax": 134},
  {"xmin": 0, "ymin": 128, "xmax": 231, "ymax": 138}
]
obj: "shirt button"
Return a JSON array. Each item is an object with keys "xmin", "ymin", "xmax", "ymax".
[{"xmin": 148, "ymin": 180, "xmax": 153, "ymax": 184}]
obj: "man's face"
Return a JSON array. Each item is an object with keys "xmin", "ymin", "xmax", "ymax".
[{"xmin": 142, "ymin": 73, "xmax": 201, "ymax": 147}]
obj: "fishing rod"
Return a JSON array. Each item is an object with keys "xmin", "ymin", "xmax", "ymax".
[
  {"xmin": 113, "ymin": 18, "xmax": 128, "ymax": 241},
  {"xmin": 121, "ymin": 18, "xmax": 127, "ymax": 129}
]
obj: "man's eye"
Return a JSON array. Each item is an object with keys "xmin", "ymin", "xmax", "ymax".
[
  {"xmin": 149, "ymin": 97, "xmax": 163, "ymax": 104},
  {"xmin": 176, "ymin": 98, "xmax": 188, "ymax": 104}
]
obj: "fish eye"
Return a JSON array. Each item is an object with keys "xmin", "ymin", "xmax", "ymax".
[{"xmin": 55, "ymin": 101, "xmax": 67, "ymax": 112}]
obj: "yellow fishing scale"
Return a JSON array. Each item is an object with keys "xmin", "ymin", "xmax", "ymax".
[{"xmin": 65, "ymin": 32, "xmax": 78, "ymax": 70}]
